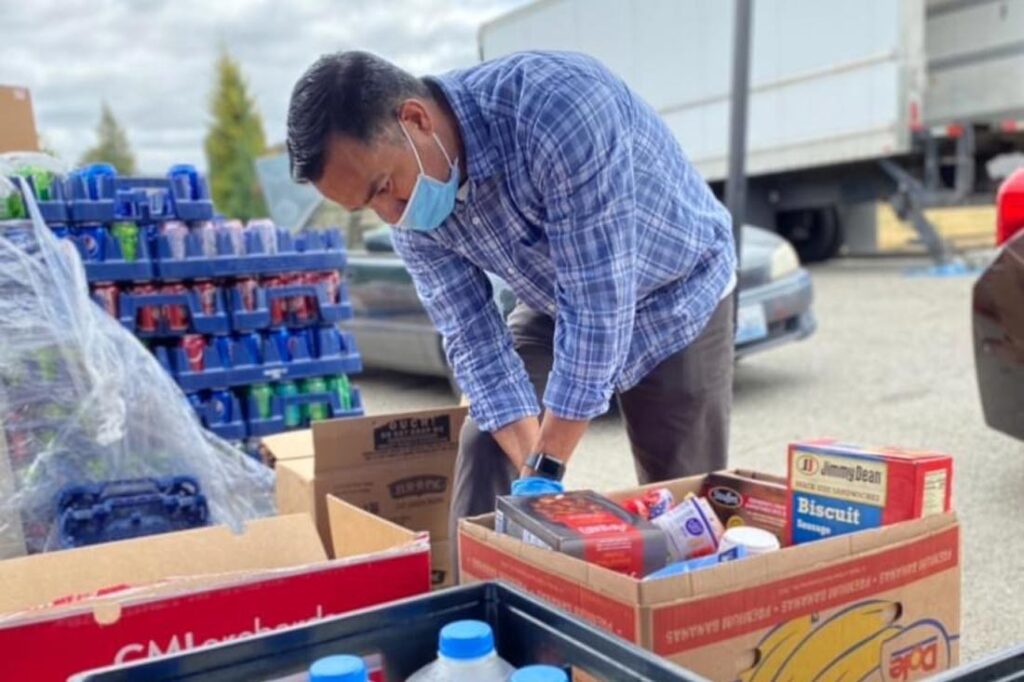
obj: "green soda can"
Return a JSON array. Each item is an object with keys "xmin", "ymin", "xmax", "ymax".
[
  {"xmin": 328, "ymin": 374, "xmax": 352, "ymax": 411},
  {"xmin": 0, "ymin": 176, "xmax": 25, "ymax": 220},
  {"xmin": 302, "ymin": 377, "xmax": 329, "ymax": 422},
  {"xmin": 111, "ymin": 221, "xmax": 139, "ymax": 261},
  {"xmin": 24, "ymin": 167, "xmax": 55, "ymax": 200},
  {"xmin": 35, "ymin": 345, "xmax": 59, "ymax": 382},
  {"xmin": 276, "ymin": 381, "xmax": 302, "ymax": 427},
  {"xmin": 250, "ymin": 383, "xmax": 273, "ymax": 420}
]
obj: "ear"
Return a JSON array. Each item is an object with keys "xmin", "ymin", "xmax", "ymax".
[{"xmin": 396, "ymin": 98, "xmax": 434, "ymax": 135}]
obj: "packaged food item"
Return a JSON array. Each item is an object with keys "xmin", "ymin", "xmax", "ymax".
[
  {"xmin": 496, "ymin": 490, "xmax": 669, "ymax": 577},
  {"xmin": 701, "ymin": 469, "xmax": 788, "ymax": 546},
  {"xmin": 652, "ymin": 496, "xmax": 723, "ymax": 561},
  {"xmin": 719, "ymin": 526, "xmax": 780, "ymax": 557},
  {"xmin": 788, "ymin": 439, "xmax": 953, "ymax": 545},
  {"xmin": 644, "ymin": 544, "xmax": 748, "ymax": 581},
  {"xmin": 620, "ymin": 487, "xmax": 674, "ymax": 520}
]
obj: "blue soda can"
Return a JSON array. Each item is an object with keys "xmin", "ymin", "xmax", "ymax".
[
  {"xmin": 239, "ymin": 332, "xmax": 263, "ymax": 365},
  {"xmin": 272, "ymin": 327, "xmax": 292, "ymax": 362},
  {"xmin": 186, "ymin": 393, "xmax": 204, "ymax": 421},
  {"xmin": 209, "ymin": 389, "xmax": 234, "ymax": 424},
  {"xmin": 289, "ymin": 328, "xmax": 315, "ymax": 360},
  {"xmin": 76, "ymin": 223, "xmax": 107, "ymax": 261},
  {"xmin": 213, "ymin": 335, "xmax": 233, "ymax": 368},
  {"xmin": 50, "ymin": 224, "xmax": 70, "ymax": 239}
]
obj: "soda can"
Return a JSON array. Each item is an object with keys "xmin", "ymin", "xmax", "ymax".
[
  {"xmin": 76, "ymin": 223, "xmax": 107, "ymax": 261},
  {"xmin": 186, "ymin": 393, "xmax": 205, "ymax": 421},
  {"xmin": 290, "ymin": 275, "xmax": 314, "ymax": 324},
  {"xmin": 275, "ymin": 381, "xmax": 302, "ymax": 427},
  {"xmin": 161, "ymin": 283, "xmax": 190, "ymax": 331},
  {"xmin": 328, "ymin": 374, "xmax": 352, "ymax": 411},
  {"xmin": 181, "ymin": 334, "xmax": 206, "ymax": 372},
  {"xmin": 263, "ymin": 276, "xmax": 287, "ymax": 325},
  {"xmin": 50, "ymin": 224, "xmax": 70, "ymax": 240},
  {"xmin": 161, "ymin": 220, "xmax": 189, "ymax": 259},
  {"xmin": 221, "ymin": 219, "xmax": 246, "ymax": 255},
  {"xmin": 623, "ymin": 488, "xmax": 675, "ymax": 521},
  {"xmin": 246, "ymin": 218, "xmax": 278, "ymax": 254},
  {"xmin": 111, "ymin": 221, "xmax": 139, "ymax": 261},
  {"xmin": 288, "ymin": 328, "xmax": 314, "ymax": 360},
  {"xmin": 132, "ymin": 284, "xmax": 161, "ymax": 332},
  {"xmin": 209, "ymin": 389, "xmax": 234, "ymax": 424},
  {"xmin": 194, "ymin": 220, "xmax": 218, "ymax": 257},
  {"xmin": 249, "ymin": 383, "xmax": 273, "ymax": 420},
  {"xmin": 194, "ymin": 280, "xmax": 218, "ymax": 315},
  {"xmin": 238, "ymin": 332, "xmax": 263, "ymax": 365},
  {"xmin": 302, "ymin": 377, "xmax": 329, "ymax": 422},
  {"xmin": 320, "ymin": 271, "xmax": 342, "ymax": 305},
  {"xmin": 92, "ymin": 282, "xmax": 119, "ymax": 318},
  {"xmin": 271, "ymin": 327, "xmax": 292, "ymax": 362},
  {"xmin": 212, "ymin": 335, "xmax": 233, "ymax": 368},
  {"xmin": 234, "ymin": 276, "xmax": 258, "ymax": 312}
]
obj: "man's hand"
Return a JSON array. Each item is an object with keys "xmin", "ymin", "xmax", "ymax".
[{"xmin": 523, "ymin": 412, "xmax": 589, "ymax": 476}]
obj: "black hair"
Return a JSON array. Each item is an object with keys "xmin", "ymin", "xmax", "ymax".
[{"xmin": 287, "ymin": 51, "xmax": 431, "ymax": 183}]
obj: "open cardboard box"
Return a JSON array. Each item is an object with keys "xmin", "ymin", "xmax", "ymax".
[
  {"xmin": 0, "ymin": 496, "xmax": 431, "ymax": 681},
  {"xmin": 460, "ymin": 474, "xmax": 961, "ymax": 681},
  {"xmin": 271, "ymin": 406, "xmax": 466, "ymax": 589}
]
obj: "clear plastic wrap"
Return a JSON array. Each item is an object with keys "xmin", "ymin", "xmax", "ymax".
[{"xmin": 0, "ymin": 177, "xmax": 274, "ymax": 556}]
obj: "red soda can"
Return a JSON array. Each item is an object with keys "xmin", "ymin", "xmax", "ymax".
[
  {"xmin": 319, "ymin": 271, "xmax": 342, "ymax": 304},
  {"xmin": 181, "ymin": 334, "xmax": 206, "ymax": 372},
  {"xmin": 194, "ymin": 280, "xmax": 218, "ymax": 315},
  {"xmin": 92, "ymin": 282, "xmax": 119, "ymax": 318},
  {"xmin": 132, "ymin": 284, "xmax": 160, "ymax": 332},
  {"xmin": 290, "ymin": 274, "xmax": 313, "ymax": 323},
  {"xmin": 234, "ymin": 276, "xmax": 258, "ymax": 312},
  {"xmin": 162, "ymin": 283, "xmax": 190, "ymax": 331},
  {"xmin": 622, "ymin": 487, "xmax": 675, "ymax": 520},
  {"xmin": 262, "ymin": 275, "xmax": 287, "ymax": 325}
]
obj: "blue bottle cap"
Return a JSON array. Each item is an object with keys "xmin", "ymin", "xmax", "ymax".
[
  {"xmin": 438, "ymin": 620, "xmax": 495, "ymax": 660},
  {"xmin": 511, "ymin": 665, "xmax": 569, "ymax": 682},
  {"xmin": 309, "ymin": 655, "xmax": 367, "ymax": 682}
]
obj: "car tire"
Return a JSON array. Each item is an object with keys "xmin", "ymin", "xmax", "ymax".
[{"xmin": 777, "ymin": 207, "xmax": 843, "ymax": 263}]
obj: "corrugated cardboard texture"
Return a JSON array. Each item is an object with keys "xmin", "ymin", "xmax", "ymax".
[
  {"xmin": 0, "ymin": 514, "xmax": 325, "ymax": 614},
  {"xmin": 0, "ymin": 85, "xmax": 39, "ymax": 153},
  {"xmin": 273, "ymin": 407, "xmax": 467, "ymax": 551},
  {"xmin": 261, "ymin": 427, "xmax": 316, "ymax": 466},
  {"xmin": 431, "ymin": 539, "xmax": 454, "ymax": 589},
  {"xmin": 328, "ymin": 494, "xmax": 420, "ymax": 559}
]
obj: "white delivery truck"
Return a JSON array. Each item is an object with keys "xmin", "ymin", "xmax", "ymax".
[{"xmin": 479, "ymin": 0, "xmax": 1024, "ymax": 261}]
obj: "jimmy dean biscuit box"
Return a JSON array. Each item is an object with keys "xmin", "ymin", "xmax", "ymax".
[
  {"xmin": 700, "ymin": 469, "xmax": 788, "ymax": 546},
  {"xmin": 495, "ymin": 491, "xmax": 669, "ymax": 577},
  {"xmin": 788, "ymin": 440, "xmax": 953, "ymax": 544}
]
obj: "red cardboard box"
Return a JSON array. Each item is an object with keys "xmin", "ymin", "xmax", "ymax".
[
  {"xmin": 0, "ymin": 496, "xmax": 430, "ymax": 681},
  {"xmin": 460, "ymin": 474, "xmax": 961, "ymax": 681}
]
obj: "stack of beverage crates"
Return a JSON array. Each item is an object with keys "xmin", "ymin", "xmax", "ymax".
[{"xmin": 18, "ymin": 162, "xmax": 364, "ymax": 446}]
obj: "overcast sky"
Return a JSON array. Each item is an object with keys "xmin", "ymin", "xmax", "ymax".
[{"xmin": 0, "ymin": 0, "xmax": 527, "ymax": 173}]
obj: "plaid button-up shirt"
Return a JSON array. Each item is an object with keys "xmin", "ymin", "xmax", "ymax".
[{"xmin": 391, "ymin": 51, "xmax": 735, "ymax": 432}]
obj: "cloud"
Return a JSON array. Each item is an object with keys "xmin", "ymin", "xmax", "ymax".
[{"xmin": 0, "ymin": 0, "xmax": 526, "ymax": 173}]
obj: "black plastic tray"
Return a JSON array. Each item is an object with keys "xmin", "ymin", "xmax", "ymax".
[
  {"xmin": 71, "ymin": 581, "xmax": 707, "ymax": 682},
  {"xmin": 931, "ymin": 643, "xmax": 1024, "ymax": 680}
]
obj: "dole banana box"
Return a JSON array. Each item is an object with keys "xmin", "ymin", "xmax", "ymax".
[{"xmin": 788, "ymin": 440, "xmax": 953, "ymax": 544}]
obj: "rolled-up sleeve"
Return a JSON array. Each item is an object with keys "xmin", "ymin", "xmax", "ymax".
[
  {"xmin": 527, "ymin": 80, "xmax": 637, "ymax": 421},
  {"xmin": 391, "ymin": 228, "xmax": 540, "ymax": 431}
]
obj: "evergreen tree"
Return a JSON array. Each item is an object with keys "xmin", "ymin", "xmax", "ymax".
[
  {"xmin": 204, "ymin": 51, "xmax": 268, "ymax": 220},
  {"xmin": 80, "ymin": 103, "xmax": 137, "ymax": 174}
]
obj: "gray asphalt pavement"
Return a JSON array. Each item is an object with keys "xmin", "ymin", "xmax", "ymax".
[{"xmin": 356, "ymin": 256, "xmax": 1024, "ymax": 664}]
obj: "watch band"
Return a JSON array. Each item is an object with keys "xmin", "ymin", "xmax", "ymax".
[{"xmin": 525, "ymin": 452, "xmax": 566, "ymax": 481}]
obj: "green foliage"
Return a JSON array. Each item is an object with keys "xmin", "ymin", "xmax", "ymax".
[
  {"xmin": 80, "ymin": 103, "xmax": 137, "ymax": 174},
  {"xmin": 204, "ymin": 51, "xmax": 268, "ymax": 220}
]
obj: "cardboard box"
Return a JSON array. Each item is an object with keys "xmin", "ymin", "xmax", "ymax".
[
  {"xmin": 700, "ymin": 469, "xmax": 788, "ymax": 546},
  {"xmin": 0, "ymin": 496, "xmax": 430, "ymax": 681},
  {"xmin": 460, "ymin": 474, "xmax": 961, "ymax": 681},
  {"xmin": 431, "ymin": 539, "xmax": 454, "ymax": 589},
  {"xmin": 0, "ymin": 85, "xmax": 39, "ymax": 153},
  {"xmin": 789, "ymin": 440, "xmax": 953, "ymax": 544},
  {"xmin": 271, "ymin": 407, "xmax": 467, "ymax": 589}
]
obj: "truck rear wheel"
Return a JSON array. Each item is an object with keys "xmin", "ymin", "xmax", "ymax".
[{"xmin": 776, "ymin": 207, "xmax": 842, "ymax": 263}]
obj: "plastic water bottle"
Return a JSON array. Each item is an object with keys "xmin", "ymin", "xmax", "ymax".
[
  {"xmin": 510, "ymin": 665, "xmax": 569, "ymax": 681},
  {"xmin": 308, "ymin": 654, "xmax": 367, "ymax": 682},
  {"xmin": 407, "ymin": 620, "xmax": 515, "ymax": 681}
]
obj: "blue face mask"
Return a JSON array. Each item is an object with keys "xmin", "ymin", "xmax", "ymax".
[{"xmin": 393, "ymin": 121, "xmax": 459, "ymax": 232}]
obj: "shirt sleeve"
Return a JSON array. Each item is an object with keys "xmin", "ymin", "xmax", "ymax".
[
  {"xmin": 390, "ymin": 228, "xmax": 541, "ymax": 432},
  {"xmin": 527, "ymin": 77, "xmax": 638, "ymax": 421}
]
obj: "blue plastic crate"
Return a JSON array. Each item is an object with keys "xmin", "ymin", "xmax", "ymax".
[
  {"xmin": 246, "ymin": 385, "xmax": 364, "ymax": 437},
  {"xmin": 230, "ymin": 279, "xmax": 353, "ymax": 331},
  {"xmin": 187, "ymin": 390, "xmax": 247, "ymax": 440},
  {"xmin": 164, "ymin": 327, "xmax": 362, "ymax": 392},
  {"xmin": 57, "ymin": 476, "xmax": 209, "ymax": 549},
  {"xmin": 65, "ymin": 163, "xmax": 214, "ymax": 224},
  {"xmin": 6, "ymin": 172, "xmax": 70, "ymax": 222},
  {"xmin": 118, "ymin": 286, "xmax": 230, "ymax": 337},
  {"xmin": 66, "ymin": 164, "xmax": 118, "ymax": 223},
  {"xmin": 155, "ymin": 227, "xmax": 347, "ymax": 280},
  {"xmin": 71, "ymin": 223, "xmax": 156, "ymax": 282}
]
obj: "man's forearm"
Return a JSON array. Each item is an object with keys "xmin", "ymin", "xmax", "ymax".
[
  {"xmin": 492, "ymin": 415, "xmax": 541, "ymax": 470},
  {"xmin": 522, "ymin": 412, "xmax": 589, "ymax": 475}
]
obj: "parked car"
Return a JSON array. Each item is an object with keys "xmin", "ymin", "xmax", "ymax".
[
  {"xmin": 343, "ymin": 225, "xmax": 815, "ymax": 394},
  {"xmin": 973, "ymin": 168, "xmax": 1024, "ymax": 441}
]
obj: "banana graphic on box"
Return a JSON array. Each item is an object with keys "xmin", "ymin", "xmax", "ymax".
[{"xmin": 737, "ymin": 600, "xmax": 951, "ymax": 682}]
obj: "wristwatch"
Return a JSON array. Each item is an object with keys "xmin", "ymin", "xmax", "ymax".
[{"xmin": 524, "ymin": 452, "xmax": 566, "ymax": 481}]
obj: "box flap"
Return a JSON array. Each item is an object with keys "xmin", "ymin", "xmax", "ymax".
[
  {"xmin": 311, "ymin": 407, "xmax": 467, "ymax": 473},
  {"xmin": 327, "ymin": 495, "xmax": 421, "ymax": 559},
  {"xmin": 0, "ymin": 513, "xmax": 326, "ymax": 615},
  {"xmin": 0, "ymin": 85, "xmax": 39, "ymax": 153},
  {"xmin": 262, "ymin": 427, "xmax": 316, "ymax": 463}
]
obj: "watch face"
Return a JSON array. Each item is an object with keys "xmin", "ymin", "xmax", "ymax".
[{"xmin": 531, "ymin": 453, "xmax": 565, "ymax": 481}]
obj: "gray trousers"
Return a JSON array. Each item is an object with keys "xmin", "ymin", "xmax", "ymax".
[{"xmin": 449, "ymin": 294, "xmax": 735, "ymax": 546}]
